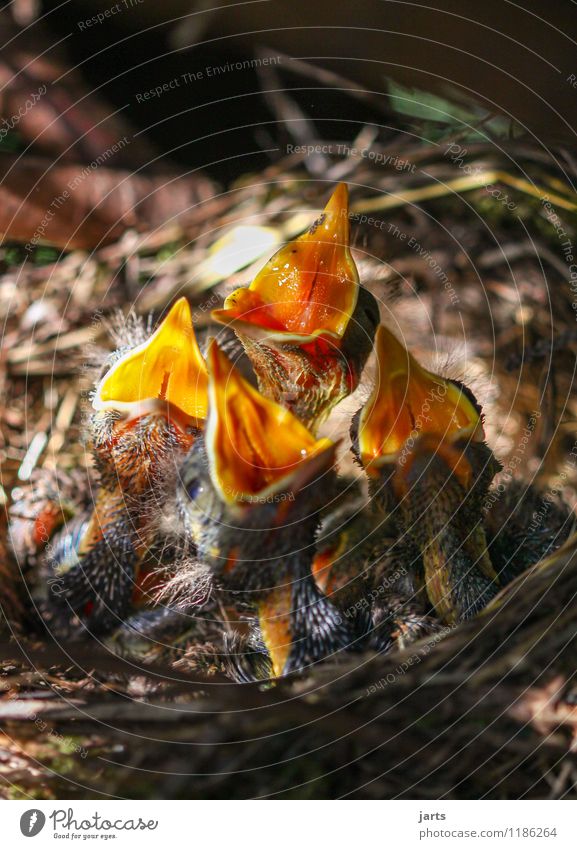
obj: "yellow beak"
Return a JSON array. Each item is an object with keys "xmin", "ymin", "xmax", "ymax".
[
  {"xmin": 211, "ymin": 183, "xmax": 359, "ymax": 344},
  {"xmin": 93, "ymin": 297, "xmax": 208, "ymax": 426},
  {"xmin": 205, "ymin": 340, "xmax": 334, "ymax": 503},
  {"xmin": 359, "ymin": 325, "xmax": 483, "ymax": 474}
]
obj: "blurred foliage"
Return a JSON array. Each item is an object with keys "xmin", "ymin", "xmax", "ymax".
[{"xmin": 387, "ymin": 80, "xmax": 518, "ymax": 143}]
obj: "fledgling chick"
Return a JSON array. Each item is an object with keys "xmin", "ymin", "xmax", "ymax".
[
  {"xmin": 354, "ymin": 324, "xmax": 502, "ymax": 625},
  {"xmin": 175, "ymin": 340, "xmax": 354, "ymax": 678},
  {"xmin": 10, "ymin": 298, "xmax": 209, "ymax": 636},
  {"xmin": 342, "ymin": 327, "xmax": 573, "ymax": 629},
  {"xmin": 212, "ymin": 183, "xmax": 380, "ymax": 432}
]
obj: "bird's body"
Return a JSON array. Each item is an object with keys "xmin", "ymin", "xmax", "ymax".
[
  {"xmin": 175, "ymin": 341, "xmax": 355, "ymax": 678},
  {"xmin": 313, "ymin": 488, "xmax": 444, "ymax": 651},
  {"xmin": 484, "ymin": 480, "xmax": 573, "ymax": 587}
]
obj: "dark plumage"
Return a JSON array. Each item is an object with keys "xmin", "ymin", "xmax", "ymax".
[
  {"xmin": 312, "ymin": 483, "xmax": 445, "ymax": 650},
  {"xmin": 174, "ymin": 340, "xmax": 355, "ymax": 678},
  {"xmin": 348, "ymin": 324, "xmax": 571, "ymax": 627},
  {"xmin": 9, "ymin": 298, "xmax": 208, "ymax": 637},
  {"xmin": 485, "ymin": 480, "xmax": 573, "ymax": 586}
]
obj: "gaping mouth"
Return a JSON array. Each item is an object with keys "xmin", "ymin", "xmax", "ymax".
[
  {"xmin": 205, "ymin": 340, "xmax": 335, "ymax": 504},
  {"xmin": 93, "ymin": 297, "xmax": 208, "ymax": 426},
  {"xmin": 211, "ymin": 183, "xmax": 359, "ymax": 344},
  {"xmin": 359, "ymin": 325, "xmax": 484, "ymax": 473}
]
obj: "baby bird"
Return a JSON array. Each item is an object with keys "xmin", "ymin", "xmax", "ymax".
[
  {"xmin": 318, "ymin": 326, "xmax": 573, "ymax": 635},
  {"xmin": 212, "ymin": 183, "xmax": 380, "ymax": 432},
  {"xmin": 354, "ymin": 324, "xmax": 502, "ymax": 626},
  {"xmin": 11, "ymin": 298, "xmax": 208, "ymax": 636},
  {"xmin": 175, "ymin": 339, "xmax": 354, "ymax": 678}
]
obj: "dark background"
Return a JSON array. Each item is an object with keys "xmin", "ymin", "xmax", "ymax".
[{"xmin": 43, "ymin": 1, "xmax": 577, "ymax": 179}]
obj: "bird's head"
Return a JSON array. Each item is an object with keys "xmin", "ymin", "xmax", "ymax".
[
  {"xmin": 354, "ymin": 324, "xmax": 498, "ymax": 512},
  {"xmin": 178, "ymin": 339, "xmax": 337, "ymax": 581},
  {"xmin": 91, "ymin": 297, "xmax": 208, "ymax": 493},
  {"xmin": 211, "ymin": 183, "xmax": 378, "ymax": 429}
]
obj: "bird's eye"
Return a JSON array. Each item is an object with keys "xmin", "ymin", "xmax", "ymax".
[{"xmin": 187, "ymin": 479, "xmax": 202, "ymax": 500}]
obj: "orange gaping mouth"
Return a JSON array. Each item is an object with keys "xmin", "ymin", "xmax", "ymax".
[
  {"xmin": 93, "ymin": 297, "xmax": 208, "ymax": 426},
  {"xmin": 211, "ymin": 183, "xmax": 359, "ymax": 344},
  {"xmin": 359, "ymin": 325, "xmax": 483, "ymax": 473},
  {"xmin": 206, "ymin": 340, "xmax": 335, "ymax": 503}
]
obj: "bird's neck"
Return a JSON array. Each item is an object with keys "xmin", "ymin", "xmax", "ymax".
[
  {"xmin": 237, "ymin": 331, "xmax": 350, "ymax": 432},
  {"xmin": 406, "ymin": 471, "xmax": 498, "ymax": 623}
]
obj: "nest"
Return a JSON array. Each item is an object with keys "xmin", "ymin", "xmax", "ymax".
[{"xmin": 2, "ymin": 120, "xmax": 577, "ymax": 798}]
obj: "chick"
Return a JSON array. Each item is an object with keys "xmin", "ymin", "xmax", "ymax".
[
  {"xmin": 212, "ymin": 183, "xmax": 379, "ymax": 432},
  {"xmin": 175, "ymin": 339, "xmax": 354, "ymax": 678},
  {"xmin": 354, "ymin": 324, "xmax": 502, "ymax": 625},
  {"xmin": 322, "ymin": 327, "xmax": 573, "ymax": 632},
  {"xmin": 10, "ymin": 298, "xmax": 208, "ymax": 636}
]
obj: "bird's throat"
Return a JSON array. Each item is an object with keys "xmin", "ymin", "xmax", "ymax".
[{"xmin": 238, "ymin": 331, "xmax": 352, "ymax": 432}]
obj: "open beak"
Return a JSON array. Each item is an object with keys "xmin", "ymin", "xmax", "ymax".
[
  {"xmin": 359, "ymin": 325, "xmax": 484, "ymax": 475},
  {"xmin": 93, "ymin": 297, "xmax": 208, "ymax": 427},
  {"xmin": 205, "ymin": 340, "xmax": 335, "ymax": 504},
  {"xmin": 211, "ymin": 183, "xmax": 359, "ymax": 344}
]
